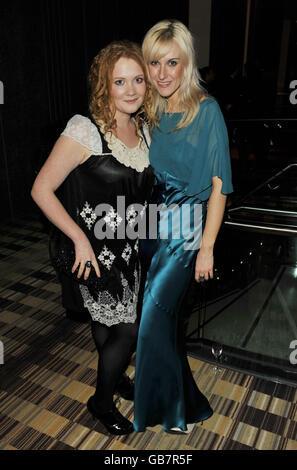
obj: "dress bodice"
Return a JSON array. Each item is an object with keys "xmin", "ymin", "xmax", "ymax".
[
  {"xmin": 149, "ymin": 97, "xmax": 233, "ymax": 201},
  {"xmin": 58, "ymin": 114, "xmax": 153, "ymax": 238}
]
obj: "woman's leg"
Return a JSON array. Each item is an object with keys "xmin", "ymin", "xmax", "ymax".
[{"xmin": 91, "ymin": 320, "xmax": 138, "ymax": 411}]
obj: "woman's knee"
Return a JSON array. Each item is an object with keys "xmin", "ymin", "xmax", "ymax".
[{"xmin": 117, "ymin": 321, "xmax": 139, "ymax": 344}]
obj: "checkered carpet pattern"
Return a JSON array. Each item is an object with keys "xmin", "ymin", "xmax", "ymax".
[{"xmin": 0, "ymin": 217, "xmax": 296, "ymax": 450}]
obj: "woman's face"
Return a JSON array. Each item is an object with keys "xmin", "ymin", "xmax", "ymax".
[
  {"xmin": 148, "ymin": 43, "xmax": 184, "ymax": 104},
  {"xmin": 110, "ymin": 57, "xmax": 146, "ymax": 119}
]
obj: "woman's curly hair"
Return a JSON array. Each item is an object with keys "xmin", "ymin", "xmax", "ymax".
[{"xmin": 88, "ymin": 40, "xmax": 154, "ymax": 134}]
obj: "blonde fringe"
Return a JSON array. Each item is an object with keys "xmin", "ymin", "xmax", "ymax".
[{"xmin": 142, "ymin": 19, "xmax": 208, "ymax": 133}]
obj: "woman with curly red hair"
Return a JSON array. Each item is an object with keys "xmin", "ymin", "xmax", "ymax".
[{"xmin": 31, "ymin": 40, "xmax": 153, "ymax": 435}]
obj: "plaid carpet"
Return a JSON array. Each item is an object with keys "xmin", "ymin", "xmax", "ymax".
[{"xmin": 0, "ymin": 217, "xmax": 296, "ymax": 450}]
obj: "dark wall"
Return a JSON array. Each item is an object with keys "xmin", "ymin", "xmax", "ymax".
[
  {"xmin": 0, "ymin": 0, "xmax": 189, "ymax": 222},
  {"xmin": 209, "ymin": 0, "xmax": 297, "ymax": 117},
  {"xmin": 210, "ymin": 0, "xmax": 246, "ymax": 75}
]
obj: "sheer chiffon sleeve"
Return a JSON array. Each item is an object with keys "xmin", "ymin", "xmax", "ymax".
[{"xmin": 186, "ymin": 100, "xmax": 233, "ymax": 200}]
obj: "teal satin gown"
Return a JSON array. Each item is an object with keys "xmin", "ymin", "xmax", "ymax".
[
  {"xmin": 133, "ymin": 98, "xmax": 233, "ymax": 432},
  {"xmin": 133, "ymin": 171, "xmax": 213, "ymax": 432}
]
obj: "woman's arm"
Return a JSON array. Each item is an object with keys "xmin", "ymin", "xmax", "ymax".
[
  {"xmin": 194, "ymin": 176, "xmax": 226, "ymax": 282},
  {"xmin": 31, "ymin": 135, "xmax": 100, "ymax": 279}
]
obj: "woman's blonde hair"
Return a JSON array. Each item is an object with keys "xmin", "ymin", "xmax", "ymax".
[
  {"xmin": 88, "ymin": 40, "xmax": 153, "ymax": 134},
  {"xmin": 142, "ymin": 19, "xmax": 207, "ymax": 131}
]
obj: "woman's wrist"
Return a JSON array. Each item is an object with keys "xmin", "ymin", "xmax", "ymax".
[
  {"xmin": 71, "ymin": 227, "xmax": 88, "ymax": 245},
  {"xmin": 199, "ymin": 242, "xmax": 214, "ymax": 254}
]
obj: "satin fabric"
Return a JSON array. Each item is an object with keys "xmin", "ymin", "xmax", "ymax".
[
  {"xmin": 133, "ymin": 171, "xmax": 213, "ymax": 432},
  {"xmin": 50, "ymin": 117, "xmax": 154, "ymax": 323},
  {"xmin": 148, "ymin": 97, "xmax": 233, "ymax": 201}
]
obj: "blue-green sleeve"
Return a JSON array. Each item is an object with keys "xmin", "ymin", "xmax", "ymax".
[{"xmin": 186, "ymin": 100, "xmax": 233, "ymax": 200}]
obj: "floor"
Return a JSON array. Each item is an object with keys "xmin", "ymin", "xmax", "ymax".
[{"xmin": 0, "ymin": 217, "xmax": 296, "ymax": 450}]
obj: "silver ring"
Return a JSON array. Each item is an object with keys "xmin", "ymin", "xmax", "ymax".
[
  {"xmin": 199, "ymin": 275, "xmax": 205, "ymax": 281},
  {"xmin": 85, "ymin": 261, "xmax": 92, "ymax": 268}
]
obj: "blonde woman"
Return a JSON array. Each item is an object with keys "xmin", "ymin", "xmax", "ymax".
[
  {"xmin": 133, "ymin": 20, "xmax": 233, "ymax": 433},
  {"xmin": 31, "ymin": 41, "xmax": 153, "ymax": 435}
]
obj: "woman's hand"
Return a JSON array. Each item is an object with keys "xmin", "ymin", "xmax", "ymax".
[
  {"xmin": 72, "ymin": 236, "xmax": 101, "ymax": 280},
  {"xmin": 195, "ymin": 247, "xmax": 214, "ymax": 283},
  {"xmin": 194, "ymin": 177, "xmax": 226, "ymax": 283}
]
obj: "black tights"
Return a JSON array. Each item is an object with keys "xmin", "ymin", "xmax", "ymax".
[{"xmin": 91, "ymin": 319, "xmax": 138, "ymax": 411}]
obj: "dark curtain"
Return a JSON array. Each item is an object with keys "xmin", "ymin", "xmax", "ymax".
[
  {"xmin": 0, "ymin": 0, "xmax": 189, "ymax": 221},
  {"xmin": 209, "ymin": 0, "xmax": 297, "ymax": 116},
  {"xmin": 210, "ymin": 0, "xmax": 246, "ymax": 76}
]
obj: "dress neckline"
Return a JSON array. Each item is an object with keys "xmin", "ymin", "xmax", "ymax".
[
  {"xmin": 106, "ymin": 130, "xmax": 141, "ymax": 151},
  {"xmin": 99, "ymin": 118, "xmax": 142, "ymax": 150}
]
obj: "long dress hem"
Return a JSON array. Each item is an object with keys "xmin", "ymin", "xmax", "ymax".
[
  {"xmin": 133, "ymin": 408, "xmax": 214, "ymax": 433},
  {"xmin": 134, "ymin": 99, "xmax": 233, "ymax": 432}
]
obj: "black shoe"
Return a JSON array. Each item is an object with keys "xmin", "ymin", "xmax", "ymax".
[
  {"xmin": 115, "ymin": 374, "xmax": 134, "ymax": 400},
  {"xmin": 87, "ymin": 396, "xmax": 134, "ymax": 435}
]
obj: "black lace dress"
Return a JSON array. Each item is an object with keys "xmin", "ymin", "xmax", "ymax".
[{"xmin": 50, "ymin": 114, "xmax": 154, "ymax": 326}]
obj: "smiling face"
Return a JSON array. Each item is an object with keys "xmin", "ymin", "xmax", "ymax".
[
  {"xmin": 148, "ymin": 42, "xmax": 184, "ymax": 108},
  {"xmin": 110, "ymin": 57, "xmax": 146, "ymax": 121}
]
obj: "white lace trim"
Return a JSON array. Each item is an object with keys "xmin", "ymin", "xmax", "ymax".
[
  {"xmin": 61, "ymin": 114, "xmax": 102, "ymax": 155},
  {"xmin": 61, "ymin": 114, "xmax": 150, "ymax": 172},
  {"xmin": 79, "ymin": 269, "xmax": 139, "ymax": 326},
  {"xmin": 103, "ymin": 128, "xmax": 149, "ymax": 172}
]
